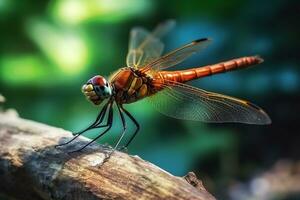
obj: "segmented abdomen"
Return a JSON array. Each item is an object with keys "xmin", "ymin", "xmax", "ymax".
[{"xmin": 154, "ymin": 56, "xmax": 263, "ymax": 84}]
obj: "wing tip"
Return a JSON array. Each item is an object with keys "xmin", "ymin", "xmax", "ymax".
[
  {"xmin": 255, "ymin": 113, "xmax": 272, "ymax": 125},
  {"xmin": 194, "ymin": 38, "xmax": 212, "ymax": 43},
  {"xmin": 245, "ymin": 101, "xmax": 272, "ymax": 125},
  {"xmin": 261, "ymin": 111, "xmax": 272, "ymax": 124},
  {"xmin": 264, "ymin": 116, "xmax": 272, "ymax": 124}
]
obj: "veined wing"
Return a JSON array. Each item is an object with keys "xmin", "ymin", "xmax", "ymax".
[
  {"xmin": 126, "ymin": 20, "xmax": 175, "ymax": 68},
  {"xmin": 141, "ymin": 38, "xmax": 211, "ymax": 73},
  {"xmin": 148, "ymin": 80, "xmax": 271, "ymax": 124}
]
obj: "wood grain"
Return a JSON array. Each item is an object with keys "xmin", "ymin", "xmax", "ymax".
[{"xmin": 0, "ymin": 112, "xmax": 215, "ymax": 200}]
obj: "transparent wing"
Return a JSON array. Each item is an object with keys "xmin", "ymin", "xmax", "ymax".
[
  {"xmin": 126, "ymin": 20, "xmax": 175, "ymax": 68},
  {"xmin": 126, "ymin": 28, "xmax": 163, "ymax": 68},
  {"xmin": 148, "ymin": 80, "xmax": 271, "ymax": 124},
  {"xmin": 142, "ymin": 38, "xmax": 211, "ymax": 72}
]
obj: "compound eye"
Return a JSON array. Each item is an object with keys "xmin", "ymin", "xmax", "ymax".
[
  {"xmin": 100, "ymin": 86, "xmax": 105, "ymax": 90},
  {"xmin": 94, "ymin": 87, "xmax": 100, "ymax": 92},
  {"xmin": 106, "ymin": 82, "xmax": 108, "ymax": 87}
]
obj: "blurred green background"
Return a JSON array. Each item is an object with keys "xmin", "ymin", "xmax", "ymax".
[{"xmin": 1, "ymin": 0, "xmax": 299, "ymax": 199}]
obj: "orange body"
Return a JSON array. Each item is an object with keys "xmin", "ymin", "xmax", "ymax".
[
  {"xmin": 75, "ymin": 21, "xmax": 271, "ymax": 153},
  {"xmin": 110, "ymin": 56, "xmax": 262, "ymax": 104}
]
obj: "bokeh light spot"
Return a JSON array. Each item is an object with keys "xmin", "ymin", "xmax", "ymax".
[
  {"xmin": 51, "ymin": 0, "xmax": 152, "ymax": 25},
  {"xmin": 26, "ymin": 20, "xmax": 89, "ymax": 75},
  {"xmin": 0, "ymin": 54, "xmax": 47, "ymax": 85}
]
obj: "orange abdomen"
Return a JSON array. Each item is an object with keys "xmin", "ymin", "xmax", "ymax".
[{"xmin": 154, "ymin": 56, "xmax": 263, "ymax": 84}]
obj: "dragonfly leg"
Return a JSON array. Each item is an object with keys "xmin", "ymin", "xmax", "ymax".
[
  {"xmin": 55, "ymin": 101, "xmax": 110, "ymax": 148},
  {"xmin": 112, "ymin": 104, "xmax": 127, "ymax": 150},
  {"xmin": 120, "ymin": 105, "xmax": 140, "ymax": 148},
  {"xmin": 68, "ymin": 101, "xmax": 114, "ymax": 154},
  {"xmin": 72, "ymin": 101, "xmax": 110, "ymax": 136},
  {"xmin": 97, "ymin": 104, "xmax": 128, "ymax": 165}
]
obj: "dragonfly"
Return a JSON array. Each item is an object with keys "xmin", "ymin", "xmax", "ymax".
[{"xmin": 56, "ymin": 20, "xmax": 271, "ymax": 153}]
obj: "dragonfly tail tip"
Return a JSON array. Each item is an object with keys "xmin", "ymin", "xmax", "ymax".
[{"xmin": 254, "ymin": 55, "xmax": 264, "ymax": 64}]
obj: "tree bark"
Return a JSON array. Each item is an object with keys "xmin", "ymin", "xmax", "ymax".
[{"xmin": 0, "ymin": 111, "xmax": 215, "ymax": 200}]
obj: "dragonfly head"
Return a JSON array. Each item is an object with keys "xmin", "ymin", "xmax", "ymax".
[{"xmin": 82, "ymin": 75, "xmax": 112, "ymax": 105}]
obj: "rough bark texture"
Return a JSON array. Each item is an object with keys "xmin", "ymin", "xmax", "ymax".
[{"xmin": 0, "ymin": 112, "xmax": 215, "ymax": 200}]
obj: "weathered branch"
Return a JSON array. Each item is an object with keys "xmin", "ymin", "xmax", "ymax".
[{"xmin": 0, "ymin": 111, "xmax": 215, "ymax": 200}]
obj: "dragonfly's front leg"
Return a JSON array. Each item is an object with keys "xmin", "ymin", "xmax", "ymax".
[
  {"xmin": 55, "ymin": 101, "xmax": 110, "ymax": 148},
  {"xmin": 68, "ymin": 101, "xmax": 114, "ymax": 154},
  {"xmin": 71, "ymin": 102, "xmax": 109, "ymax": 136}
]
